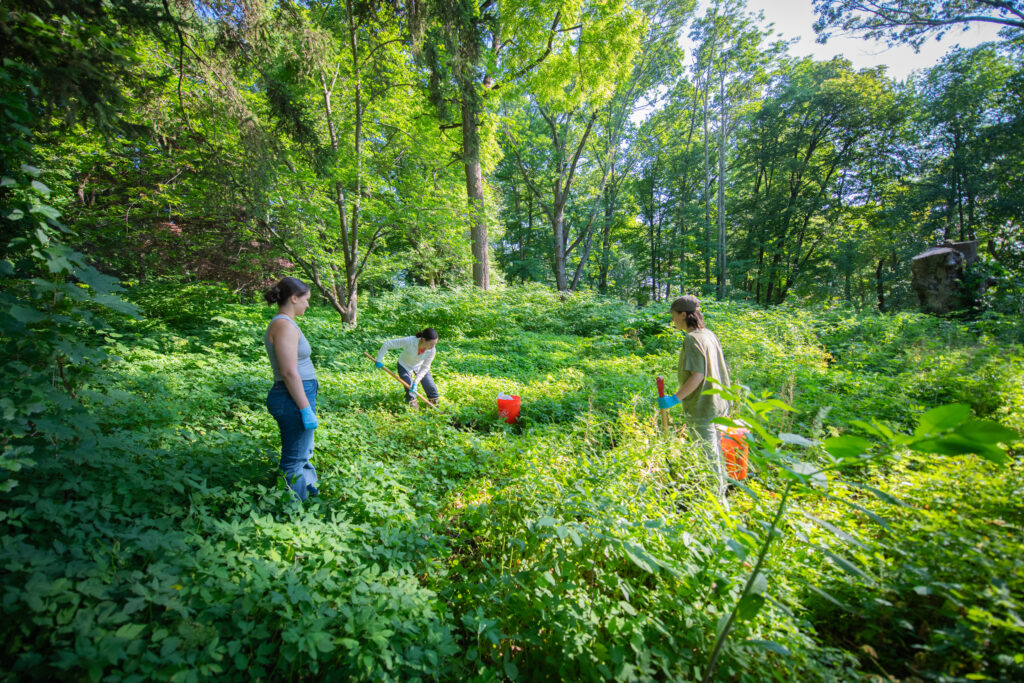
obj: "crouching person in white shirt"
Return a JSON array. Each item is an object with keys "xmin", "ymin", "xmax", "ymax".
[{"xmin": 375, "ymin": 328, "xmax": 440, "ymax": 408}]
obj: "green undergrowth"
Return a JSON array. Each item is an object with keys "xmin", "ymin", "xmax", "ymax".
[{"xmin": 2, "ymin": 283, "xmax": 1022, "ymax": 681}]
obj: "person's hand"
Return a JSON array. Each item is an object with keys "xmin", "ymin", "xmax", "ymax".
[
  {"xmin": 374, "ymin": 361, "xmax": 383, "ymax": 369},
  {"xmin": 300, "ymin": 405, "xmax": 318, "ymax": 430},
  {"xmin": 657, "ymin": 394, "xmax": 680, "ymax": 410},
  {"xmin": 408, "ymin": 381, "xmax": 417, "ymax": 395}
]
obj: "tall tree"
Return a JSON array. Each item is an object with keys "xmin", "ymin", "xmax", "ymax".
[
  {"xmin": 501, "ymin": 0, "xmax": 646, "ymax": 292},
  {"xmin": 733, "ymin": 58, "xmax": 900, "ymax": 304},
  {"xmin": 813, "ymin": 0, "xmax": 1024, "ymax": 49},
  {"xmin": 415, "ymin": 0, "xmax": 596, "ymax": 290},
  {"xmin": 917, "ymin": 44, "xmax": 1016, "ymax": 242},
  {"xmin": 686, "ymin": 0, "xmax": 780, "ymax": 294},
  {"xmin": 178, "ymin": 1, "xmax": 465, "ymax": 325}
]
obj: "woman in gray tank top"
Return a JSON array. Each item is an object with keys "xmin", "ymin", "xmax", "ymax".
[{"xmin": 264, "ymin": 277, "xmax": 319, "ymax": 500}]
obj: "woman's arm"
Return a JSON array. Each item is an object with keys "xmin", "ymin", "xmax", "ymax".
[
  {"xmin": 676, "ymin": 371, "xmax": 705, "ymax": 401},
  {"xmin": 375, "ymin": 337, "xmax": 404, "ymax": 365},
  {"xmin": 272, "ymin": 320, "xmax": 310, "ymax": 410}
]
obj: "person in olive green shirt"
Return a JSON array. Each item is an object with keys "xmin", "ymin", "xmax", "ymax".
[{"xmin": 657, "ymin": 295, "xmax": 732, "ymax": 505}]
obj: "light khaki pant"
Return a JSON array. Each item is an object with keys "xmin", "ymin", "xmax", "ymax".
[{"xmin": 687, "ymin": 418, "xmax": 728, "ymax": 507}]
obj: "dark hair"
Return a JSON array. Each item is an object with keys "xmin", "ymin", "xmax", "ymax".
[
  {"xmin": 685, "ymin": 310, "xmax": 705, "ymax": 329},
  {"xmin": 263, "ymin": 277, "xmax": 310, "ymax": 306},
  {"xmin": 415, "ymin": 327, "xmax": 438, "ymax": 341}
]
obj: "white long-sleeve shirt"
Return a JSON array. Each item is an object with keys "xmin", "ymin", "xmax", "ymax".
[{"xmin": 376, "ymin": 336, "xmax": 436, "ymax": 378}]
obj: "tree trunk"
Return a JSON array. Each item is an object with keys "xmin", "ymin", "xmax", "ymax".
[
  {"xmin": 461, "ymin": 78, "xmax": 489, "ymax": 290},
  {"xmin": 599, "ymin": 181, "xmax": 613, "ymax": 293},
  {"xmin": 524, "ymin": 192, "xmax": 533, "ymax": 283},
  {"xmin": 343, "ymin": 281, "xmax": 358, "ymax": 325},
  {"xmin": 552, "ymin": 188, "xmax": 568, "ymax": 291},
  {"xmin": 875, "ymin": 258, "xmax": 886, "ymax": 312},
  {"xmin": 703, "ymin": 90, "xmax": 712, "ymax": 287},
  {"xmin": 717, "ymin": 71, "xmax": 727, "ymax": 299}
]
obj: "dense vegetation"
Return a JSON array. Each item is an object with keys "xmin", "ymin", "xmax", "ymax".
[
  {"xmin": 2, "ymin": 0, "xmax": 1023, "ymax": 680},
  {"xmin": 2, "ymin": 286, "xmax": 1022, "ymax": 680}
]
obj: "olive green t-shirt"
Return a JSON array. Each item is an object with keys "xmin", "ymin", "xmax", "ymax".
[{"xmin": 678, "ymin": 328, "xmax": 731, "ymax": 421}]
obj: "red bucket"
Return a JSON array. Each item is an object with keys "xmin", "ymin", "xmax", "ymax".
[
  {"xmin": 720, "ymin": 427, "xmax": 750, "ymax": 481},
  {"xmin": 497, "ymin": 393, "xmax": 521, "ymax": 424}
]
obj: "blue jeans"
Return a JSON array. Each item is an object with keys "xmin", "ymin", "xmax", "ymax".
[
  {"xmin": 396, "ymin": 363, "xmax": 439, "ymax": 405},
  {"xmin": 266, "ymin": 379, "xmax": 319, "ymax": 500}
]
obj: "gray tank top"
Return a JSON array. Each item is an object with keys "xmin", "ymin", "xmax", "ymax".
[{"xmin": 265, "ymin": 314, "xmax": 316, "ymax": 382}]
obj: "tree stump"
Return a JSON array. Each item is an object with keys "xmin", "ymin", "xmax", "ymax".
[{"xmin": 910, "ymin": 240, "xmax": 980, "ymax": 314}]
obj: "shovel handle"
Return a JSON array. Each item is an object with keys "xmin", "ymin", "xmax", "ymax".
[
  {"xmin": 364, "ymin": 351, "xmax": 436, "ymax": 409},
  {"xmin": 656, "ymin": 376, "xmax": 670, "ymax": 433},
  {"xmin": 364, "ymin": 351, "xmax": 410, "ymax": 388}
]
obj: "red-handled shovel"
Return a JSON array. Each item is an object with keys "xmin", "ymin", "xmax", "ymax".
[{"xmin": 656, "ymin": 375, "xmax": 670, "ymax": 434}]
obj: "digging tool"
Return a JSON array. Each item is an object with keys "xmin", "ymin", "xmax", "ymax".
[
  {"xmin": 656, "ymin": 376, "xmax": 670, "ymax": 434},
  {"xmin": 363, "ymin": 351, "xmax": 437, "ymax": 409}
]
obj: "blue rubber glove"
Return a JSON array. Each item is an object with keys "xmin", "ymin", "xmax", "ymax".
[
  {"xmin": 408, "ymin": 381, "xmax": 417, "ymax": 396},
  {"xmin": 374, "ymin": 361, "xmax": 383, "ymax": 369},
  {"xmin": 300, "ymin": 405, "xmax": 318, "ymax": 430},
  {"xmin": 657, "ymin": 394, "xmax": 680, "ymax": 410}
]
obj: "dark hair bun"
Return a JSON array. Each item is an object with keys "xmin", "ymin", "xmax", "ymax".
[
  {"xmin": 263, "ymin": 285, "xmax": 282, "ymax": 305},
  {"xmin": 415, "ymin": 327, "xmax": 439, "ymax": 341}
]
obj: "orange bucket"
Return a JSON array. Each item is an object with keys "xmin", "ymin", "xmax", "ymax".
[
  {"xmin": 497, "ymin": 393, "xmax": 521, "ymax": 424},
  {"xmin": 720, "ymin": 427, "xmax": 749, "ymax": 480}
]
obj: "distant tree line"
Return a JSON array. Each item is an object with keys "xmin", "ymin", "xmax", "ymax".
[{"xmin": 2, "ymin": 0, "xmax": 1022, "ymax": 323}]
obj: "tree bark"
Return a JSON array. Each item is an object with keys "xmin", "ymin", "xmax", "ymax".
[
  {"xmin": 552, "ymin": 183, "xmax": 568, "ymax": 292},
  {"xmin": 461, "ymin": 80, "xmax": 489, "ymax": 290},
  {"xmin": 717, "ymin": 70, "xmax": 727, "ymax": 299},
  {"xmin": 703, "ymin": 88, "xmax": 712, "ymax": 287},
  {"xmin": 599, "ymin": 178, "xmax": 614, "ymax": 293}
]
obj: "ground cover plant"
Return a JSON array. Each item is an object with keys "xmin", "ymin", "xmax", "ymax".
[{"xmin": 1, "ymin": 284, "xmax": 1022, "ymax": 681}]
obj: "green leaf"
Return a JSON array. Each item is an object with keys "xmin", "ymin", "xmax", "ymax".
[
  {"xmin": 622, "ymin": 543, "xmax": 655, "ymax": 573},
  {"xmin": 734, "ymin": 593, "xmax": 765, "ymax": 622},
  {"xmin": 29, "ymin": 204, "xmax": 61, "ymax": 220},
  {"xmin": 749, "ymin": 571, "xmax": 768, "ymax": 596},
  {"xmin": 914, "ymin": 404, "xmax": 970, "ymax": 438},
  {"xmin": 7, "ymin": 305, "xmax": 47, "ymax": 324},
  {"xmin": 20, "ymin": 164, "xmax": 40, "ymax": 177},
  {"xmin": 30, "ymin": 180, "xmax": 50, "ymax": 196},
  {"xmin": 726, "ymin": 538, "xmax": 748, "ymax": 562},
  {"xmin": 779, "ymin": 433, "xmax": 818, "ymax": 447},
  {"xmin": 802, "ymin": 512, "xmax": 866, "ymax": 548},
  {"xmin": 4, "ymin": 208, "xmax": 24, "ymax": 221},
  {"xmin": 745, "ymin": 639, "xmax": 790, "ymax": 656},
  {"xmin": 843, "ymin": 480, "xmax": 907, "ymax": 507},
  {"xmin": 823, "ymin": 435, "xmax": 872, "ymax": 460},
  {"xmin": 910, "ymin": 435, "xmax": 1008, "ymax": 464},
  {"xmin": 849, "ymin": 419, "xmax": 883, "ymax": 438},
  {"xmin": 804, "ymin": 583, "xmax": 855, "ymax": 612},
  {"xmin": 953, "ymin": 420, "xmax": 1019, "ymax": 446},
  {"xmin": 820, "ymin": 548, "xmax": 870, "ymax": 581},
  {"xmin": 0, "ymin": 176, "xmax": 15, "ymax": 188},
  {"xmin": 115, "ymin": 623, "xmax": 146, "ymax": 640}
]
